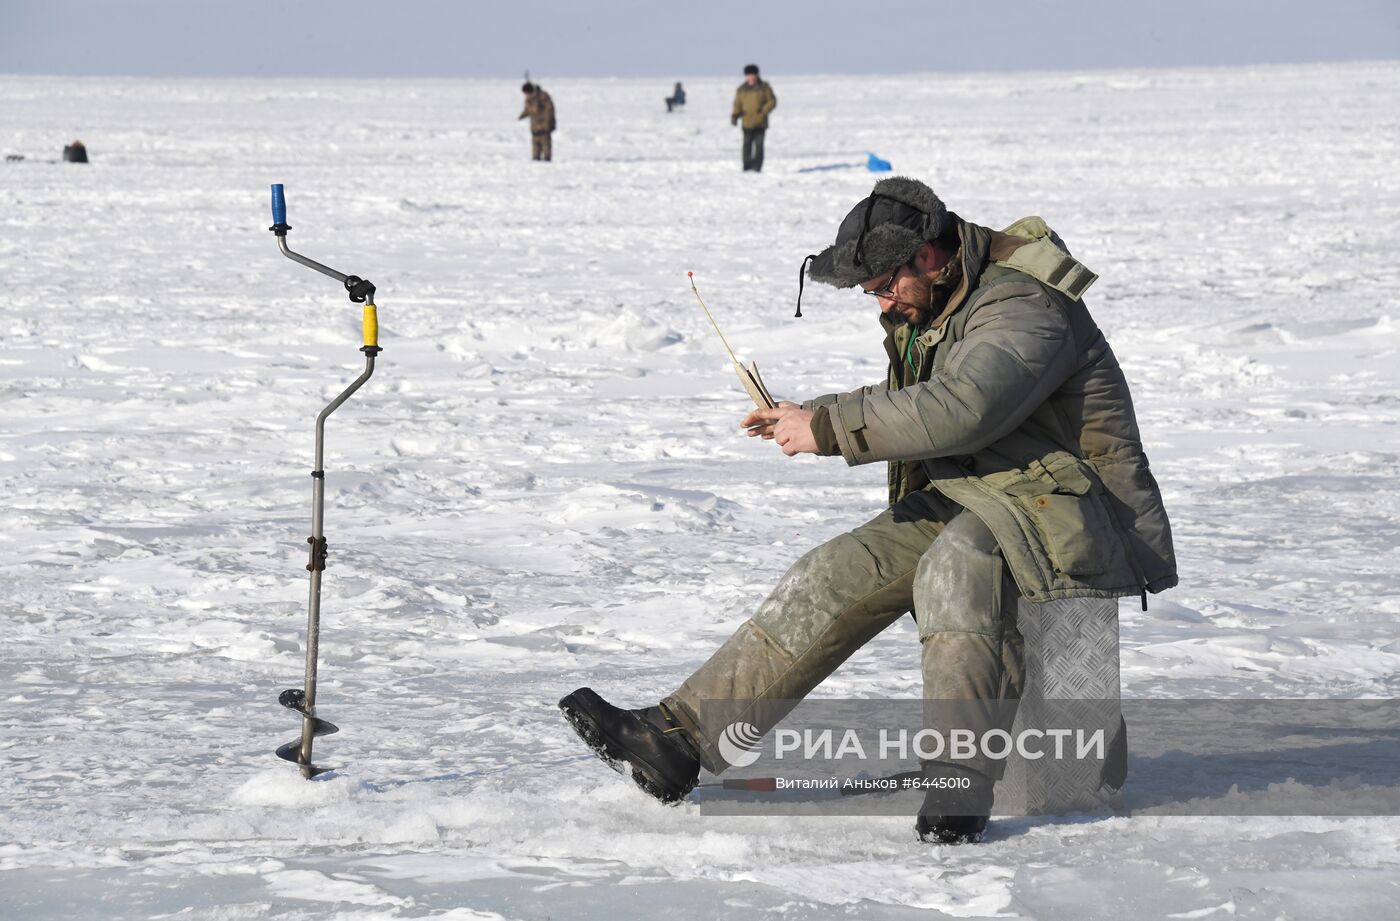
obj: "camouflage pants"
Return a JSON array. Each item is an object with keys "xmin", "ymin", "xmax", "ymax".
[
  {"xmin": 664, "ymin": 489, "xmax": 1024, "ymax": 778},
  {"xmin": 532, "ymin": 131, "xmax": 552, "ymax": 161}
]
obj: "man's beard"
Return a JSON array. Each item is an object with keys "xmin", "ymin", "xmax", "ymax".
[
  {"xmin": 898, "ymin": 258, "xmax": 962, "ymax": 328},
  {"xmin": 890, "ymin": 279, "xmax": 937, "ymax": 328}
]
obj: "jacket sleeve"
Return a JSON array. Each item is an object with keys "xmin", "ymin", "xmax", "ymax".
[
  {"xmin": 761, "ymin": 85, "xmax": 776, "ymax": 117},
  {"xmin": 801, "ymin": 382, "xmax": 887, "ymax": 411},
  {"xmin": 809, "ymin": 406, "xmax": 841, "ymax": 455},
  {"xmin": 731, "ymin": 89, "xmax": 743, "ymax": 120},
  {"xmin": 828, "ymin": 282, "xmax": 1079, "ymax": 465}
]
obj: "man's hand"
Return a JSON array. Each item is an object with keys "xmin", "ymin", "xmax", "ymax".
[
  {"xmin": 742, "ymin": 402, "xmax": 818, "ymax": 456},
  {"xmin": 731, "ymin": 116, "xmax": 739, "ymax": 127}
]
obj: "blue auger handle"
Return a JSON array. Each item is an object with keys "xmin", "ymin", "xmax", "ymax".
[{"xmin": 271, "ymin": 183, "xmax": 287, "ymax": 225}]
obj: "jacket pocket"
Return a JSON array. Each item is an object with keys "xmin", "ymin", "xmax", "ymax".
[{"xmin": 983, "ymin": 452, "xmax": 1120, "ymax": 577}]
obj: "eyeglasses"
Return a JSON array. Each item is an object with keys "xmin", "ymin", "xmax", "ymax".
[{"xmin": 863, "ymin": 263, "xmax": 905, "ymax": 299}]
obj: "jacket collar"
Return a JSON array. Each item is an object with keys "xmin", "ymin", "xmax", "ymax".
[
  {"xmin": 929, "ymin": 220, "xmax": 992, "ymax": 329},
  {"xmin": 879, "ymin": 219, "xmax": 994, "ymax": 359}
]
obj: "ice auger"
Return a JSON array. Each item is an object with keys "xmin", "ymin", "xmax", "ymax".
[{"xmin": 268, "ymin": 183, "xmax": 382, "ymax": 778}]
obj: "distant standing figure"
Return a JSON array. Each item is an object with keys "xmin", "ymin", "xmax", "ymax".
[
  {"xmin": 731, "ymin": 64, "xmax": 776, "ymax": 172},
  {"xmin": 63, "ymin": 140, "xmax": 88, "ymax": 163},
  {"xmin": 519, "ymin": 82, "xmax": 556, "ymax": 162},
  {"xmin": 666, "ymin": 82, "xmax": 686, "ymax": 113}
]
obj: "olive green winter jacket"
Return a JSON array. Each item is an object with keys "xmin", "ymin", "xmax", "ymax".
[
  {"xmin": 806, "ymin": 220, "xmax": 1177, "ymax": 604},
  {"xmin": 731, "ymin": 80, "xmax": 776, "ymax": 130}
]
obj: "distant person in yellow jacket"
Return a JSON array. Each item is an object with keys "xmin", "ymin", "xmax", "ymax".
[
  {"xmin": 731, "ymin": 64, "xmax": 776, "ymax": 172},
  {"xmin": 519, "ymin": 82, "xmax": 556, "ymax": 162}
]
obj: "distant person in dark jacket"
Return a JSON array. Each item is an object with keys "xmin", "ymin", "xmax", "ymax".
[
  {"xmin": 666, "ymin": 82, "xmax": 686, "ymax": 113},
  {"xmin": 519, "ymin": 83, "xmax": 556, "ymax": 162},
  {"xmin": 731, "ymin": 64, "xmax": 776, "ymax": 172}
]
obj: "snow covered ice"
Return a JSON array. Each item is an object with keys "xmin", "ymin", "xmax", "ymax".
[{"xmin": 3, "ymin": 62, "xmax": 1400, "ymax": 919}]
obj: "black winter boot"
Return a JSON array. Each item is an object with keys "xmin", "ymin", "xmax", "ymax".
[
  {"xmin": 914, "ymin": 764, "xmax": 995, "ymax": 845},
  {"xmin": 558, "ymin": 687, "xmax": 701, "ymax": 804}
]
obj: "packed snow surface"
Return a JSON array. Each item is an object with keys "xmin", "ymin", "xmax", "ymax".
[{"xmin": 3, "ymin": 63, "xmax": 1400, "ymax": 919}]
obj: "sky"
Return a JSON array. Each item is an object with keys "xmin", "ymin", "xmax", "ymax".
[{"xmin": 1, "ymin": 0, "xmax": 1397, "ymax": 80}]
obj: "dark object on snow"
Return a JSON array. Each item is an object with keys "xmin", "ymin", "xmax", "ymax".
[
  {"xmin": 559, "ymin": 687, "xmax": 701, "ymax": 803},
  {"xmin": 917, "ymin": 812, "xmax": 990, "ymax": 845},
  {"xmin": 63, "ymin": 140, "xmax": 88, "ymax": 163},
  {"xmin": 5, "ymin": 154, "xmax": 25, "ymax": 162},
  {"xmin": 666, "ymin": 81, "xmax": 686, "ymax": 113}
]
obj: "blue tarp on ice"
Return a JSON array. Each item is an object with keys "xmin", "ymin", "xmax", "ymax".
[{"xmin": 798, "ymin": 152, "xmax": 892, "ymax": 174}]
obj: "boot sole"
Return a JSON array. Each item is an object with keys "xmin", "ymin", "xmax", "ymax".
[
  {"xmin": 916, "ymin": 816, "xmax": 989, "ymax": 845},
  {"xmin": 558, "ymin": 689, "xmax": 696, "ymax": 804},
  {"xmin": 918, "ymin": 827, "xmax": 986, "ymax": 845}
]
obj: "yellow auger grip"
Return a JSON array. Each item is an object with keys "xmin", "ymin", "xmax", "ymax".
[{"xmin": 362, "ymin": 304, "xmax": 379, "ymax": 349}]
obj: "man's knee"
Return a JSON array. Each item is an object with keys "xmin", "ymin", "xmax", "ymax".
[
  {"xmin": 914, "ymin": 516, "xmax": 1012, "ymax": 640},
  {"xmin": 751, "ymin": 532, "xmax": 895, "ymax": 660}
]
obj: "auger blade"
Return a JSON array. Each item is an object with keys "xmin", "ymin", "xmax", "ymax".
[
  {"xmin": 275, "ymin": 740, "xmax": 336, "ymax": 776},
  {"xmin": 279, "ymin": 687, "xmax": 308, "ymax": 712},
  {"xmin": 279, "ymin": 688, "xmax": 340, "ymax": 735},
  {"xmin": 277, "ymin": 687, "xmax": 340, "ymax": 776}
]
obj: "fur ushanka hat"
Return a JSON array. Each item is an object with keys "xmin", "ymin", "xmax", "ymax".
[{"xmin": 806, "ymin": 177, "xmax": 953, "ymax": 289}]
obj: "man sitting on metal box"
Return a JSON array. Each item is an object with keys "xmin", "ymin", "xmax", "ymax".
[{"xmin": 561, "ymin": 177, "xmax": 1177, "ymax": 844}]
